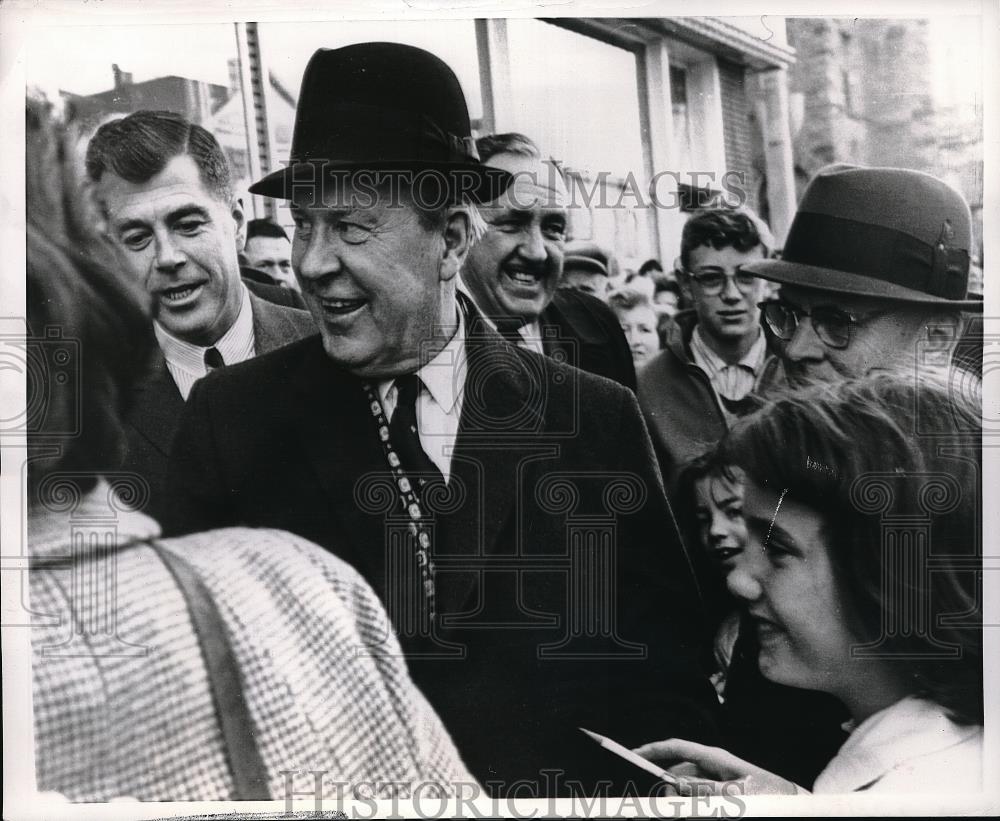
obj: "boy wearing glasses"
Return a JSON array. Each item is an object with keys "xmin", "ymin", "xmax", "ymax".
[{"xmin": 637, "ymin": 207, "xmax": 777, "ymax": 491}]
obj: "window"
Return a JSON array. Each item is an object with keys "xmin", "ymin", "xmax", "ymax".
[{"xmin": 503, "ymin": 19, "xmax": 650, "ymax": 267}]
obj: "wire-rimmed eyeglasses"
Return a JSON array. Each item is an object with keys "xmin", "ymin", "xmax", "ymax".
[
  {"xmin": 759, "ymin": 299, "xmax": 890, "ymax": 350},
  {"xmin": 684, "ymin": 268, "xmax": 759, "ymax": 296}
]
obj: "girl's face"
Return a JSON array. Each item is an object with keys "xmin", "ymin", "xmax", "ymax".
[
  {"xmin": 692, "ymin": 473, "xmax": 747, "ymax": 573},
  {"xmin": 725, "ymin": 478, "xmax": 860, "ymax": 695}
]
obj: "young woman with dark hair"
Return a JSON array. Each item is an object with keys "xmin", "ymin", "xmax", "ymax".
[{"xmin": 637, "ymin": 372, "xmax": 983, "ymax": 793}]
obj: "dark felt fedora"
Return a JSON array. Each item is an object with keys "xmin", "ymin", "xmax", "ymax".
[
  {"xmin": 743, "ymin": 164, "xmax": 981, "ymax": 311},
  {"xmin": 249, "ymin": 43, "xmax": 511, "ymax": 203}
]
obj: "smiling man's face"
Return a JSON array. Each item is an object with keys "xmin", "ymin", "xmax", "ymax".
[
  {"xmin": 289, "ymin": 180, "xmax": 467, "ymax": 379},
  {"xmin": 99, "ymin": 154, "xmax": 245, "ymax": 347},
  {"xmin": 461, "ymin": 151, "xmax": 568, "ymax": 325}
]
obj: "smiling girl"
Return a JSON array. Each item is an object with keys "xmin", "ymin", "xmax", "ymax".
[{"xmin": 637, "ymin": 372, "xmax": 983, "ymax": 793}]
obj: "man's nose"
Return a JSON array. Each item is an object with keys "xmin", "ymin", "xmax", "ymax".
[
  {"xmin": 783, "ymin": 314, "xmax": 826, "ymax": 362},
  {"xmin": 720, "ymin": 274, "xmax": 742, "ymax": 302},
  {"xmin": 154, "ymin": 234, "xmax": 185, "ymax": 272},
  {"xmin": 517, "ymin": 224, "xmax": 547, "ymax": 263},
  {"xmin": 295, "ymin": 231, "xmax": 341, "ymax": 282}
]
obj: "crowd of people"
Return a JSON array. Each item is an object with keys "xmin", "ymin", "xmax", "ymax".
[{"xmin": 24, "ymin": 41, "xmax": 983, "ymax": 803}]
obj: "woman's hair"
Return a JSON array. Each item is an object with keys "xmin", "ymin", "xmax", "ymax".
[
  {"xmin": 26, "ymin": 98, "xmax": 156, "ymax": 504},
  {"xmin": 709, "ymin": 371, "xmax": 982, "ymax": 724}
]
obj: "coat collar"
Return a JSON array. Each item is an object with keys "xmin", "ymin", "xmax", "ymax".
[
  {"xmin": 29, "ymin": 479, "xmax": 160, "ymax": 563},
  {"xmin": 126, "ymin": 352, "xmax": 185, "ymax": 456},
  {"xmin": 128, "ymin": 294, "xmax": 313, "ymax": 457},
  {"xmin": 813, "ymin": 697, "xmax": 983, "ymax": 792}
]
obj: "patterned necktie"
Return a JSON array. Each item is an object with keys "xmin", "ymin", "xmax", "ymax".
[
  {"xmin": 388, "ymin": 374, "xmax": 444, "ymax": 489},
  {"xmin": 204, "ymin": 347, "xmax": 225, "ymax": 371}
]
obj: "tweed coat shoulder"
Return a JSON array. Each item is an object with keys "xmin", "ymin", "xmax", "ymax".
[{"xmin": 29, "ymin": 482, "xmax": 472, "ymax": 802}]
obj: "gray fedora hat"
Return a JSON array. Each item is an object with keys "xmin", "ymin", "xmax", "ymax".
[{"xmin": 743, "ymin": 164, "xmax": 981, "ymax": 311}]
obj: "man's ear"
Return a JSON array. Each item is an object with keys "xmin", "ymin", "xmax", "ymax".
[
  {"xmin": 439, "ymin": 208, "xmax": 472, "ymax": 283},
  {"xmin": 925, "ymin": 311, "xmax": 963, "ymax": 354},
  {"xmin": 231, "ymin": 197, "xmax": 247, "ymax": 252},
  {"xmin": 676, "ymin": 272, "xmax": 694, "ymax": 304}
]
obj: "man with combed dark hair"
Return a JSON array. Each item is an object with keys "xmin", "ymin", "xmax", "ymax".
[
  {"xmin": 460, "ymin": 132, "xmax": 636, "ymax": 390},
  {"xmin": 638, "ymin": 207, "xmax": 777, "ymax": 491},
  {"xmin": 85, "ymin": 110, "xmax": 315, "ymax": 520},
  {"xmin": 241, "ymin": 217, "xmax": 297, "ymax": 290},
  {"xmin": 162, "ymin": 44, "xmax": 718, "ymax": 796}
]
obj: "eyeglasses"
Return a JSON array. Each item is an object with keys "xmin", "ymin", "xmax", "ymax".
[
  {"xmin": 759, "ymin": 300, "xmax": 889, "ymax": 350},
  {"xmin": 684, "ymin": 268, "xmax": 759, "ymax": 296}
]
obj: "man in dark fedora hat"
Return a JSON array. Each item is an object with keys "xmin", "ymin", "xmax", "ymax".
[
  {"xmin": 746, "ymin": 163, "xmax": 982, "ymax": 387},
  {"xmin": 163, "ymin": 43, "xmax": 718, "ymax": 796}
]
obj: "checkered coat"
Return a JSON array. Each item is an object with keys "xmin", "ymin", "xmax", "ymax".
[{"xmin": 29, "ymin": 482, "xmax": 473, "ymax": 802}]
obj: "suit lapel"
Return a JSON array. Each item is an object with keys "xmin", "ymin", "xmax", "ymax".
[
  {"xmin": 250, "ymin": 291, "xmax": 300, "ymax": 354},
  {"xmin": 436, "ymin": 297, "xmax": 553, "ymax": 616},
  {"xmin": 538, "ymin": 300, "xmax": 573, "ymax": 364},
  {"xmin": 126, "ymin": 354, "xmax": 184, "ymax": 455},
  {"xmin": 287, "ymin": 340, "xmax": 392, "ymax": 590}
]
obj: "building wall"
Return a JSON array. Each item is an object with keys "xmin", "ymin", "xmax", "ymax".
[
  {"xmin": 784, "ymin": 18, "xmax": 983, "ymax": 262},
  {"xmin": 718, "ymin": 57, "xmax": 759, "ymax": 215}
]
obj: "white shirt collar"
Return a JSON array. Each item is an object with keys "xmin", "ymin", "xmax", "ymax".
[
  {"xmin": 377, "ymin": 308, "xmax": 466, "ymax": 416},
  {"xmin": 690, "ymin": 324, "xmax": 766, "ymax": 373},
  {"xmin": 375, "ymin": 308, "xmax": 466, "ymax": 484},
  {"xmin": 154, "ymin": 284, "xmax": 254, "ymax": 382},
  {"xmin": 813, "ymin": 696, "xmax": 983, "ymax": 793}
]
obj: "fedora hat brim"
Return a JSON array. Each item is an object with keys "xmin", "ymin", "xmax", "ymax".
[
  {"xmin": 743, "ymin": 258, "xmax": 983, "ymax": 312},
  {"xmin": 249, "ymin": 159, "xmax": 512, "ymax": 205}
]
